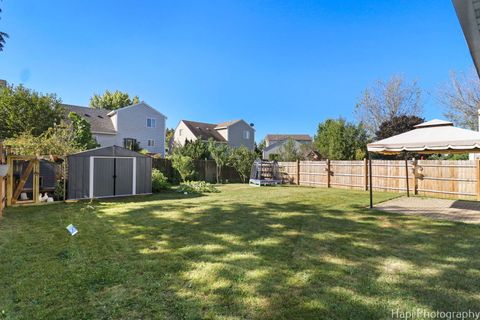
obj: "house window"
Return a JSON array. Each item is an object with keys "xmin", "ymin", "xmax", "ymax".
[
  {"xmin": 147, "ymin": 118, "xmax": 156, "ymax": 128},
  {"xmin": 243, "ymin": 130, "xmax": 250, "ymax": 139},
  {"xmin": 147, "ymin": 139, "xmax": 155, "ymax": 147},
  {"xmin": 124, "ymin": 138, "xmax": 138, "ymax": 151},
  {"xmin": 179, "ymin": 129, "xmax": 183, "ymax": 136}
]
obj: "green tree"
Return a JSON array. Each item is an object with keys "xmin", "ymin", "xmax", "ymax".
[
  {"xmin": 255, "ymin": 139, "xmax": 266, "ymax": 158},
  {"xmin": 67, "ymin": 112, "xmax": 99, "ymax": 150},
  {"xmin": 229, "ymin": 146, "xmax": 257, "ymax": 183},
  {"xmin": 208, "ymin": 139, "xmax": 231, "ymax": 183},
  {"xmin": 0, "ymin": 84, "xmax": 64, "ymax": 139},
  {"xmin": 165, "ymin": 128, "xmax": 175, "ymax": 154},
  {"xmin": 278, "ymin": 138, "xmax": 300, "ymax": 161},
  {"xmin": 314, "ymin": 118, "xmax": 367, "ymax": 160},
  {"xmin": 375, "ymin": 115, "xmax": 424, "ymax": 140},
  {"xmin": 170, "ymin": 154, "xmax": 195, "ymax": 182},
  {"xmin": 181, "ymin": 139, "xmax": 210, "ymax": 160},
  {"xmin": 89, "ymin": 90, "xmax": 140, "ymax": 110},
  {"xmin": 4, "ymin": 124, "xmax": 82, "ymax": 156},
  {"xmin": 0, "ymin": 7, "xmax": 8, "ymax": 52}
]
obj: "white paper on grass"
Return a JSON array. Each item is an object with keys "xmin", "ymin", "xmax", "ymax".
[{"xmin": 66, "ymin": 224, "xmax": 78, "ymax": 236}]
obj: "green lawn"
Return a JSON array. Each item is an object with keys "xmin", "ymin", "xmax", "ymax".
[{"xmin": 1, "ymin": 185, "xmax": 480, "ymax": 319}]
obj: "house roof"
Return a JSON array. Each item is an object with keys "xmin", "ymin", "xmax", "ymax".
[
  {"xmin": 215, "ymin": 119, "xmax": 242, "ymax": 129},
  {"xmin": 265, "ymin": 134, "xmax": 312, "ymax": 142},
  {"xmin": 107, "ymin": 101, "xmax": 167, "ymax": 119},
  {"xmin": 367, "ymin": 119, "xmax": 480, "ymax": 154},
  {"xmin": 263, "ymin": 138, "xmax": 307, "ymax": 153},
  {"xmin": 182, "ymin": 120, "xmax": 227, "ymax": 142},
  {"xmin": 63, "ymin": 104, "xmax": 116, "ymax": 134}
]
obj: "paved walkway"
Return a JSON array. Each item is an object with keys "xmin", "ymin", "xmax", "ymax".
[{"xmin": 375, "ymin": 196, "xmax": 480, "ymax": 224}]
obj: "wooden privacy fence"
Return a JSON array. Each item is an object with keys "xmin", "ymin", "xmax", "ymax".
[
  {"xmin": 279, "ymin": 159, "xmax": 480, "ymax": 200},
  {"xmin": 153, "ymin": 158, "xmax": 242, "ymax": 183}
]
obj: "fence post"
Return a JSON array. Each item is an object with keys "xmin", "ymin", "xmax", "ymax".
[
  {"xmin": 363, "ymin": 158, "xmax": 368, "ymax": 191},
  {"xmin": 412, "ymin": 158, "xmax": 418, "ymax": 195},
  {"xmin": 33, "ymin": 159, "xmax": 40, "ymax": 204},
  {"xmin": 326, "ymin": 159, "xmax": 331, "ymax": 188},
  {"xmin": 6, "ymin": 155, "xmax": 12, "ymax": 206},
  {"xmin": 204, "ymin": 159, "xmax": 207, "ymax": 181},
  {"xmin": 477, "ymin": 159, "xmax": 480, "ymax": 201},
  {"xmin": 296, "ymin": 159, "xmax": 300, "ymax": 185}
]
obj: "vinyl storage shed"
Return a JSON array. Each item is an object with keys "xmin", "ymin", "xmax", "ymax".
[{"xmin": 67, "ymin": 146, "xmax": 152, "ymax": 200}]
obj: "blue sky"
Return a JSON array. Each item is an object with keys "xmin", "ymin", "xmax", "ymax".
[{"xmin": 0, "ymin": 0, "xmax": 474, "ymax": 141}]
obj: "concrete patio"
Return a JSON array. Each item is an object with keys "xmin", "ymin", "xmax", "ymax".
[{"xmin": 375, "ymin": 196, "xmax": 480, "ymax": 224}]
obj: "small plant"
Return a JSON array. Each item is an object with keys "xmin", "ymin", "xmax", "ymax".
[
  {"xmin": 54, "ymin": 180, "xmax": 65, "ymax": 200},
  {"xmin": 152, "ymin": 169, "xmax": 170, "ymax": 192},
  {"xmin": 208, "ymin": 139, "xmax": 231, "ymax": 183},
  {"xmin": 177, "ymin": 181, "xmax": 219, "ymax": 194},
  {"xmin": 170, "ymin": 154, "xmax": 195, "ymax": 182}
]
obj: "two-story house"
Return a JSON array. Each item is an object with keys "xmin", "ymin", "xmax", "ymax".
[
  {"xmin": 173, "ymin": 119, "xmax": 255, "ymax": 150},
  {"xmin": 64, "ymin": 102, "xmax": 167, "ymax": 156},
  {"xmin": 262, "ymin": 134, "xmax": 312, "ymax": 159}
]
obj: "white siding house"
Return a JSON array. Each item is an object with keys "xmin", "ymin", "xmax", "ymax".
[
  {"xmin": 262, "ymin": 134, "xmax": 312, "ymax": 160},
  {"xmin": 173, "ymin": 119, "xmax": 255, "ymax": 150},
  {"xmin": 64, "ymin": 102, "xmax": 167, "ymax": 156}
]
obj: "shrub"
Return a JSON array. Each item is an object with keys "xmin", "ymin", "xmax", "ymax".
[
  {"xmin": 54, "ymin": 180, "xmax": 65, "ymax": 200},
  {"xmin": 152, "ymin": 169, "xmax": 170, "ymax": 192},
  {"xmin": 177, "ymin": 181, "xmax": 219, "ymax": 194},
  {"xmin": 170, "ymin": 154, "xmax": 196, "ymax": 182},
  {"xmin": 228, "ymin": 146, "xmax": 257, "ymax": 183}
]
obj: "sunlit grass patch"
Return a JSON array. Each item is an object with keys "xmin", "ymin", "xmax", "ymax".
[{"xmin": 1, "ymin": 184, "xmax": 480, "ymax": 319}]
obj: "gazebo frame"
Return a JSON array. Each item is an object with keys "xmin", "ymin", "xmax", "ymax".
[{"xmin": 367, "ymin": 119, "xmax": 480, "ymax": 208}]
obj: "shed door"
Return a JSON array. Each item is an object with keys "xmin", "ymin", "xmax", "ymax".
[
  {"xmin": 115, "ymin": 158, "xmax": 133, "ymax": 196},
  {"xmin": 93, "ymin": 158, "xmax": 115, "ymax": 197}
]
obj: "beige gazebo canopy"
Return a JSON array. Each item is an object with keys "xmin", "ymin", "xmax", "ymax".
[{"xmin": 366, "ymin": 119, "xmax": 480, "ymax": 208}]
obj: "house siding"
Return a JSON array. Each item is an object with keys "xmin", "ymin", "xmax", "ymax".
[
  {"xmin": 94, "ymin": 133, "xmax": 117, "ymax": 147},
  {"xmin": 114, "ymin": 103, "xmax": 166, "ymax": 156},
  {"xmin": 226, "ymin": 121, "xmax": 255, "ymax": 150},
  {"xmin": 263, "ymin": 140, "xmax": 306, "ymax": 159},
  {"xmin": 173, "ymin": 121, "xmax": 199, "ymax": 147}
]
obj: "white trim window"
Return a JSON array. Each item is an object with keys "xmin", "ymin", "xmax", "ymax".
[
  {"xmin": 147, "ymin": 139, "xmax": 155, "ymax": 147},
  {"xmin": 147, "ymin": 118, "xmax": 157, "ymax": 128},
  {"xmin": 243, "ymin": 130, "xmax": 250, "ymax": 139}
]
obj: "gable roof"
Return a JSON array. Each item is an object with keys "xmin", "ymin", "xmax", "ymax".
[
  {"xmin": 68, "ymin": 145, "xmax": 148, "ymax": 157},
  {"xmin": 265, "ymin": 134, "xmax": 312, "ymax": 142},
  {"xmin": 215, "ymin": 119, "xmax": 242, "ymax": 129},
  {"xmin": 367, "ymin": 119, "xmax": 480, "ymax": 154},
  {"xmin": 63, "ymin": 104, "xmax": 116, "ymax": 134},
  {"xmin": 182, "ymin": 120, "xmax": 227, "ymax": 142},
  {"xmin": 263, "ymin": 138, "xmax": 306, "ymax": 153},
  {"xmin": 107, "ymin": 101, "xmax": 167, "ymax": 119}
]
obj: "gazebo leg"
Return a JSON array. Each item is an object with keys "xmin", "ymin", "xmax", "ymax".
[
  {"xmin": 404, "ymin": 152, "xmax": 410, "ymax": 197},
  {"xmin": 368, "ymin": 152, "xmax": 373, "ymax": 208}
]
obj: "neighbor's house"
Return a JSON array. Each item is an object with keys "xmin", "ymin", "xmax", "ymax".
[
  {"xmin": 173, "ymin": 119, "xmax": 255, "ymax": 150},
  {"xmin": 64, "ymin": 102, "xmax": 167, "ymax": 156},
  {"xmin": 262, "ymin": 134, "xmax": 312, "ymax": 160}
]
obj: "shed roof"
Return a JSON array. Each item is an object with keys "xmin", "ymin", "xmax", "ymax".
[
  {"xmin": 367, "ymin": 119, "xmax": 480, "ymax": 154},
  {"xmin": 67, "ymin": 145, "xmax": 148, "ymax": 158}
]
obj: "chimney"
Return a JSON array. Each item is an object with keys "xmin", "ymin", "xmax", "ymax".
[{"xmin": 0, "ymin": 80, "xmax": 6, "ymax": 87}]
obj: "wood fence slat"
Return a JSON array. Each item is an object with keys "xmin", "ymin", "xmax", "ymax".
[{"xmin": 279, "ymin": 159, "xmax": 479, "ymax": 200}]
